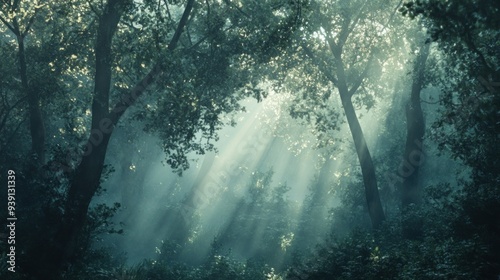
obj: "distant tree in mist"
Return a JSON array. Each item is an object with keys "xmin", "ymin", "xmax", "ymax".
[{"xmin": 270, "ymin": 0, "xmax": 410, "ymax": 228}]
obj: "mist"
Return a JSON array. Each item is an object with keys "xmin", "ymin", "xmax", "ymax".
[{"xmin": 1, "ymin": 0, "xmax": 498, "ymax": 279}]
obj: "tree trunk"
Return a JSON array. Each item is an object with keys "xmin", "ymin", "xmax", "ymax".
[
  {"xmin": 17, "ymin": 35, "xmax": 46, "ymax": 165},
  {"xmin": 48, "ymin": 2, "xmax": 124, "ymax": 274},
  {"xmin": 401, "ymin": 42, "xmax": 430, "ymax": 239},
  {"xmin": 47, "ymin": 0, "xmax": 195, "ymax": 276},
  {"xmin": 340, "ymin": 93, "xmax": 386, "ymax": 229},
  {"xmin": 328, "ymin": 37, "xmax": 385, "ymax": 229},
  {"xmin": 57, "ymin": 131, "xmax": 114, "ymax": 257}
]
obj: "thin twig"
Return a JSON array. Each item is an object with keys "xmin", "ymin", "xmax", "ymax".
[{"xmin": 0, "ymin": 14, "xmax": 17, "ymax": 35}]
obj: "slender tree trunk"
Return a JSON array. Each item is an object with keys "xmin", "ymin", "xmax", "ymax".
[
  {"xmin": 401, "ymin": 42, "xmax": 430, "ymax": 239},
  {"xmin": 328, "ymin": 38, "xmax": 385, "ymax": 229},
  {"xmin": 17, "ymin": 35, "xmax": 45, "ymax": 165},
  {"xmin": 340, "ymin": 93, "xmax": 385, "ymax": 229},
  {"xmin": 1, "ymin": 5, "xmax": 46, "ymax": 165}
]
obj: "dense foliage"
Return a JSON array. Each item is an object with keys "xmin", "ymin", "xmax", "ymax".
[{"xmin": 0, "ymin": 0, "xmax": 498, "ymax": 279}]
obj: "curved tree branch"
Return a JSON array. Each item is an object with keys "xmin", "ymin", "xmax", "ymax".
[
  {"xmin": 0, "ymin": 14, "xmax": 17, "ymax": 34},
  {"xmin": 110, "ymin": 0, "xmax": 195, "ymax": 124},
  {"xmin": 301, "ymin": 43, "xmax": 338, "ymax": 86}
]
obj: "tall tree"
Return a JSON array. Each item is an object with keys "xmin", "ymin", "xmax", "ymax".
[
  {"xmin": 403, "ymin": 1, "xmax": 499, "ymax": 275},
  {"xmin": 0, "ymin": 0, "xmax": 303, "ymax": 277},
  {"xmin": 0, "ymin": 0, "xmax": 46, "ymax": 164},
  {"xmin": 401, "ymin": 39, "xmax": 430, "ymax": 239},
  {"xmin": 276, "ymin": 0, "xmax": 406, "ymax": 228}
]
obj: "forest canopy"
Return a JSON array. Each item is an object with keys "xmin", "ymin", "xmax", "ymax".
[{"xmin": 0, "ymin": 0, "xmax": 498, "ymax": 279}]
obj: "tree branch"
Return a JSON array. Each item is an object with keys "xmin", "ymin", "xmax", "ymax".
[
  {"xmin": 0, "ymin": 14, "xmax": 17, "ymax": 35},
  {"xmin": 91, "ymin": 0, "xmax": 123, "ymax": 130},
  {"xmin": 302, "ymin": 43, "xmax": 338, "ymax": 86},
  {"xmin": 334, "ymin": 18, "xmax": 350, "ymax": 53},
  {"xmin": 463, "ymin": 30, "xmax": 495, "ymax": 76},
  {"xmin": 12, "ymin": 0, "xmax": 20, "ymax": 11},
  {"xmin": 109, "ymin": 0, "xmax": 195, "ymax": 124},
  {"xmin": 348, "ymin": 53, "xmax": 375, "ymax": 97},
  {"xmin": 326, "ymin": 34, "xmax": 350, "ymax": 98},
  {"xmin": 87, "ymin": 0, "xmax": 102, "ymax": 17},
  {"xmin": 167, "ymin": 0, "xmax": 194, "ymax": 51},
  {"xmin": 21, "ymin": 13, "xmax": 36, "ymax": 37},
  {"xmin": 334, "ymin": 1, "xmax": 365, "ymax": 49},
  {"xmin": 189, "ymin": 23, "xmax": 235, "ymax": 50},
  {"xmin": 163, "ymin": 0, "xmax": 173, "ymax": 23}
]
